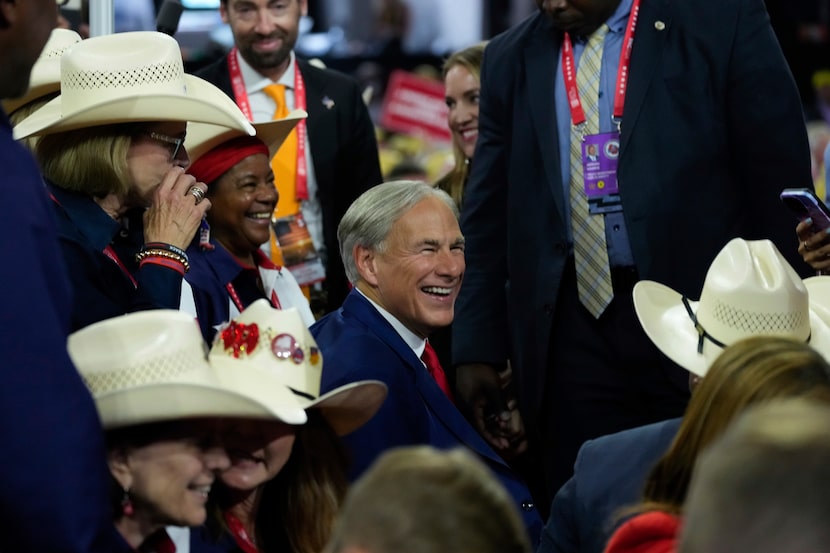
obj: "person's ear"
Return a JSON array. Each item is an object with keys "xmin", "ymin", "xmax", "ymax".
[
  {"xmin": 0, "ymin": 0, "xmax": 18, "ymax": 29},
  {"xmin": 354, "ymin": 244, "xmax": 379, "ymax": 287},
  {"xmin": 218, "ymin": 0, "xmax": 229, "ymax": 24},
  {"xmin": 107, "ymin": 448, "xmax": 134, "ymax": 492},
  {"xmin": 299, "ymin": 0, "xmax": 308, "ymax": 18}
]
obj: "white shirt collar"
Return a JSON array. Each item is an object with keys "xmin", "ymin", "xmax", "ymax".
[
  {"xmin": 356, "ymin": 288, "xmax": 426, "ymax": 358},
  {"xmin": 236, "ymin": 49, "xmax": 296, "ymax": 93}
]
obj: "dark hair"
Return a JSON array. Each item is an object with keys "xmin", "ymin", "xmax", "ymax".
[{"xmin": 209, "ymin": 410, "xmax": 349, "ymax": 553}]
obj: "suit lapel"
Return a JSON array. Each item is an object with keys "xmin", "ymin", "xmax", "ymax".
[
  {"xmin": 524, "ymin": 16, "xmax": 567, "ymax": 221},
  {"xmin": 619, "ymin": 0, "xmax": 671, "ymax": 152},
  {"xmin": 343, "ymin": 293, "xmax": 510, "ymax": 468}
]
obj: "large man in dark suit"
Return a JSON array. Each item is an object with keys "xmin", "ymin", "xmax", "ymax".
[
  {"xmin": 0, "ymin": 6, "xmax": 128, "ymax": 552},
  {"xmin": 195, "ymin": 0, "xmax": 382, "ymax": 315},
  {"xmin": 452, "ymin": 0, "xmax": 813, "ymax": 504},
  {"xmin": 311, "ymin": 181, "xmax": 543, "ymax": 545}
]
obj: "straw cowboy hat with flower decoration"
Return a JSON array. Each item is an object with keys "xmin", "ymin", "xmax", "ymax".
[
  {"xmin": 67, "ymin": 309, "xmax": 308, "ymax": 430},
  {"xmin": 2, "ymin": 28, "xmax": 81, "ymax": 116},
  {"xmin": 633, "ymin": 238, "xmax": 830, "ymax": 377},
  {"xmin": 209, "ymin": 300, "xmax": 388, "ymax": 436},
  {"xmin": 14, "ymin": 31, "xmax": 254, "ymax": 140}
]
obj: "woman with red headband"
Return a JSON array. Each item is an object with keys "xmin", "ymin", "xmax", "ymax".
[{"xmin": 182, "ymin": 111, "xmax": 314, "ymax": 342}]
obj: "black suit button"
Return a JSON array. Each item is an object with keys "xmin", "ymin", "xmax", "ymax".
[{"xmin": 521, "ymin": 501, "xmax": 535, "ymax": 512}]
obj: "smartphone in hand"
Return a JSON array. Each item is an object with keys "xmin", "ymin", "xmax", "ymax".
[{"xmin": 780, "ymin": 188, "xmax": 830, "ymax": 233}]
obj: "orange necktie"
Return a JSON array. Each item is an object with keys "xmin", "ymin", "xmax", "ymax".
[
  {"xmin": 421, "ymin": 341, "xmax": 454, "ymax": 402},
  {"xmin": 262, "ymin": 83, "xmax": 300, "ymax": 218}
]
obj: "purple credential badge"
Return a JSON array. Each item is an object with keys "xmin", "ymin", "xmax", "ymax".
[{"xmin": 582, "ymin": 132, "xmax": 620, "ymax": 198}]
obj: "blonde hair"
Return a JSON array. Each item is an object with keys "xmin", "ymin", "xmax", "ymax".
[
  {"xmin": 34, "ymin": 123, "xmax": 138, "ymax": 197},
  {"xmin": 640, "ymin": 336, "xmax": 830, "ymax": 514},
  {"xmin": 325, "ymin": 446, "xmax": 532, "ymax": 553},
  {"xmin": 435, "ymin": 42, "xmax": 487, "ymax": 207}
]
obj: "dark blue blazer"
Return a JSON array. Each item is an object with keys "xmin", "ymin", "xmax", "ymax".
[
  {"xmin": 453, "ymin": 0, "xmax": 813, "ymax": 417},
  {"xmin": 537, "ymin": 418, "xmax": 682, "ymax": 553},
  {"xmin": 0, "ymin": 114, "xmax": 126, "ymax": 552},
  {"xmin": 311, "ymin": 291, "xmax": 544, "ymax": 545}
]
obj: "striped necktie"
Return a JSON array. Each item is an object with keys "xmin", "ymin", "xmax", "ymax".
[{"xmin": 569, "ymin": 24, "xmax": 614, "ymax": 318}]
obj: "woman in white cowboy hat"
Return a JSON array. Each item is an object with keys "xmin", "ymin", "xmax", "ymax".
[
  {"xmin": 3, "ymin": 28, "xmax": 81, "ymax": 135},
  {"xmin": 179, "ymin": 112, "xmax": 314, "ymax": 343},
  {"xmin": 67, "ymin": 308, "xmax": 310, "ymax": 552},
  {"xmin": 190, "ymin": 301, "xmax": 387, "ymax": 553},
  {"xmin": 13, "ymin": 31, "xmax": 255, "ymax": 332}
]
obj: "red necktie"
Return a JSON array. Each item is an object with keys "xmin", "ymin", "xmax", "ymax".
[{"xmin": 421, "ymin": 340, "xmax": 454, "ymax": 402}]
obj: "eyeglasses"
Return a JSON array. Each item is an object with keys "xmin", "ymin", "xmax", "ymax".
[{"xmin": 141, "ymin": 131, "xmax": 185, "ymax": 161}]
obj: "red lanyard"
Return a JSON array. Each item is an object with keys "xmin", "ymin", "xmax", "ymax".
[
  {"xmin": 562, "ymin": 0, "xmax": 641, "ymax": 128},
  {"xmin": 223, "ymin": 511, "xmax": 258, "ymax": 553},
  {"xmin": 103, "ymin": 245, "xmax": 138, "ymax": 289},
  {"xmin": 49, "ymin": 192, "xmax": 139, "ymax": 289},
  {"xmin": 227, "ymin": 48, "xmax": 309, "ymax": 200}
]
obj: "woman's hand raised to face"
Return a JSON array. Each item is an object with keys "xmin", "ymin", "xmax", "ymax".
[{"xmin": 143, "ymin": 166, "xmax": 211, "ymax": 250}]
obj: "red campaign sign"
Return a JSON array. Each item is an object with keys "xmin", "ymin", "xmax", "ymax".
[{"xmin": 379, "ymin": 69, "xmax": 452, "ymax": 143}]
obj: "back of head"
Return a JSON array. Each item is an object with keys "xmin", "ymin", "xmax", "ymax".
[
  {"xmin": 324, "ymin": 446, "xmax": 531, "ymax": 553},
  {"xmin": 642, "ymin": 336, "xmax": 830, "ymax": 511},
  {"xmin": 680, "ymin": 398, "xmax": 830, "ymax": 553},
  {"xmin": 337, "ymin": 180, "xmax": 457, "ymax": 284}
]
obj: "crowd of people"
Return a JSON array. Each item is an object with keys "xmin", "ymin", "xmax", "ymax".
[{"xmin": 4, "ymin": 0, "xmax": 830, "ymax": 552}]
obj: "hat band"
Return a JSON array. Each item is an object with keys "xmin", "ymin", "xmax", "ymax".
[
  {"xmin": 682, "ymin": 296, "xmax": 812, "ymax": 354},
  {"xmin": 289, "ymin": 387, "xmax": 317, "ymax": 401},
  {"xmin": 82, "ymin": 350, "xmax": 205, "ymax": 395},
  {"xmin": 682, "ymin": 296, "xmax": 730, "ymax": 354}
]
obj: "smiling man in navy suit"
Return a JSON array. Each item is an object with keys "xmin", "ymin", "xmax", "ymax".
[{"xmin": 311, "ymin": 180, "xmax": 543, "ymax": 546}]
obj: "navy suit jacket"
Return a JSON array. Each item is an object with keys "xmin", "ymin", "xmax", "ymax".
[
  {"xmin": 537, "ymin": 418, "xmax": 682, "ymax": 553},
  {"xmin": 195, "ymin": 56, "xmax": 382, "ymax": 313},
  {"xmin": 453, "ymin": 0, "xmax": 813, "ymax": 418},
  {"xmin": 311, "ymin": 291, "xmax": 544, "ymax": 545},
  {"xmin": 0, "ymin": 114, "xmax": 126, "ymax": 552}
]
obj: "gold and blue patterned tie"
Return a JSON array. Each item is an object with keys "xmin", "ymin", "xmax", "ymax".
[{"xmin": 569, "ymin": 24, "xmax": 613, "ymax": 318}]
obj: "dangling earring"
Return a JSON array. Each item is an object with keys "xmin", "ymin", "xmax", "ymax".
[{"xmin": 121, "ymin": 488, "xmax": 134, "ymax": 517}]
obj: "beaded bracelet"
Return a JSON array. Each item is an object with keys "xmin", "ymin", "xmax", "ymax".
[
  {"xmin": 135, "ymin": 248, "xmax": 191, "ymax": 273},
  {"xmin": 143, "ymin": 242, "xmax": 189, "ymax": 261}
]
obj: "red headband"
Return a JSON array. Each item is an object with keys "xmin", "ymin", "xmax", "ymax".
[{"xmin": 187, "ymin": 136, "xmax": 269, "ymax": 185}]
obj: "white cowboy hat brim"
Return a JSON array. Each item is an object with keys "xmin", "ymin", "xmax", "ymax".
[
  {"xmin": 95, "ymin": 381, "xmax": 307, "ymax": 430},
  {"xmin": 302, "ymin": 380, "xmax": 388, "ymax": 436},
  {"xmin": 210, "ymin": 355, "xmax": 386, "ymax": 436},
  {"xmin": 2, "ymin": 28, "xmax": 82, "ymax": 115},
  {"xmin": 634, "ymin": 280, "xmax": 830, "ymax": 377},
  {"xmin": 14, "ymin": 75, "xmax": 254, "ymax": 139},
  {"xmin": 3, "ymin": 82, "xmax": 60, "ymax": 116},
  {"xmin": 186, "ymin": 110, "xmax": 308, "ymax": 162}
]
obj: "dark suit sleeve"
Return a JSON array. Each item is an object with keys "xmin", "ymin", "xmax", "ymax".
[
  {"xmin": 0, "ymin": 139, "xmax": 120, "ymax": 552},
  {"xmin": 728, "ymin": 0, "xmax": 813, "ymax": 274},
  {"xmin": 452, "ymin": 43, "xmax": 511, "ymax": 367}
]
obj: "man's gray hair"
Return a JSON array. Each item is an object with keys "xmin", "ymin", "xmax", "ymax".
[{"xmin": 338, "ymin": 180, "xmax": 459, "ymax": 284}]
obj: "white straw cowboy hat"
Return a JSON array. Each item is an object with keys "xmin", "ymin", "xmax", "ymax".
[
  {"xmin": 68, "ymin": 310, "xmax": 308, "ymax": 430},
  {"xmin": 633, "ymin": 238, "xmax": 830, "ymax": 377},
  {"xmin": 2, "ymin": 28, "xmax": 81, "ymax": 116},
  {"xmin": 209, "ymin": 301, "xmax": 388, "ymax": 435},
  {"xmin": 14, "ymin": 31, "xmax": 254, "ymax": 139},
  {"xmin": 185, "ymin": 109, "xmax": 307, "ymax": 163}
]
